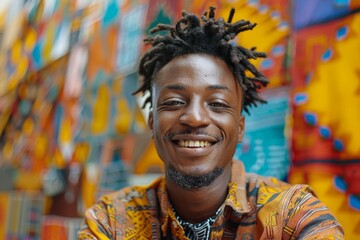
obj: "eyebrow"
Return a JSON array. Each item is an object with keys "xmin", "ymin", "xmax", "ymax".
[
  {"xmin": 206, "ymin": 84, "xmax": 230, "ymax": 91},
  {"xmin": 165, "ymin": 84, "xmax": 185, "ymax": 90},
  {"xmin": 165, "ymin": 84, "xmax": 230, "ymax": 91}
]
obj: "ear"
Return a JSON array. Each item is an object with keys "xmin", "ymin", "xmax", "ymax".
[
  {"xmin": 238, "ymin": 115, "xmax": 245, "ymax": 143},
  {"xmin": 148, "ymin": 111, "xmax": 154, "ymax": 138}
]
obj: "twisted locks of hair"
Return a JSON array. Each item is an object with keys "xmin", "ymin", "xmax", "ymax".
[{"xmin": 134, "ymin": 6, "xmax": 269, "ymax": 114}]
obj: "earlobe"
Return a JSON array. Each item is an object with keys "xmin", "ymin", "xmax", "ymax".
[
  {"xmin": 238, "ymin": 115, "xmax": 245, "ymax": 143},
  {"xmin": 148, "ymin": 112, "xmax": 154, "ymax": 138}
]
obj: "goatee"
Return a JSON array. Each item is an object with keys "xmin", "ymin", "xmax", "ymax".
[{"xmin": 166, "ymin": 165, "xmax": 223, "ymax": 190}]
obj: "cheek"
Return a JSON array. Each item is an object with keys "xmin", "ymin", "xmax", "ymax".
[
  {"xmin": 152, "ymin": 114, "xmax": 176, "ymax": 164},
  {"xmin": 152, "ymin": 112, "xmax": 177, "ymax": 140},
  {"xmin": 214, "ymin": 114, "xmax": 240, "ymax": 132}
]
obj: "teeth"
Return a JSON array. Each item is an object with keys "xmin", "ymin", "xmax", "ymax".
[{"xmin": 178, "ymin": 140, "xmax": 211, "ymax": 147}]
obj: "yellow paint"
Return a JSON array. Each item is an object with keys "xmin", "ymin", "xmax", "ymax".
[
  {"xmin": 24, "ymin": 28, "xmax": 37, "ymax": 51},
  {"xmin": 34, "ymin": 134, "xmax": 47, "ymax": 160},
  {"xmin": 59, "ymin": 115, "xmax": 72, "ymax": 143},
  {"xmin": 112, "ymin": 77, "xmax": 123, "ymax": 94},
  {"xmin": 11, "ymin": 40, "xmax": 22, "ymax": 62},
  {"xmin": 134, "ymin": 140, "xmax": 163, "ymax": 174},
  {"xmin": 53, "ymin": 148, "xmax": 66, "ymax": 168},
  {"xmin": 115, "ymin": 99, "xmax": 131, "ymax": 134},
  {"xmin": 2, "ymin": 141, "xmax": 13, "ymax": 160},
  {"xmin": 43, "ymin": 21, "xmax": 56, "ymax": 63},
  {"xmin": 91, "ymin": 84, "xmax": 110, "ymax": 134},
  {"xmin": 0, "ymin": 193, "xmax": 9, "ymax": 239},
  {"xmin": 14, "ymin": 170, "xmax": 42, "ymax": 190},
  {"xmin": 22, "ymin": 117, "xmax": 35, "ymax": 135},
  {"xmin": 303, "ymin": 14, "xmax": 360, "ymax": 155},
  {"xmin": 82, "ymin": 163, "xmax": 100, "ymax": 208},
  {"xmin": 73, "ymin": 142, "xmax": 90, "ymax": 163}
]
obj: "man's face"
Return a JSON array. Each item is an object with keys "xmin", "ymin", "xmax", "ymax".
[{"xmin": 148, "ymin": 54, "xmax": 244, "ymax": 187}]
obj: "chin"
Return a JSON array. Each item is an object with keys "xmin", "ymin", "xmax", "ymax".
[
  {"xmin": 180, "ymin": 165, "xmax": 215, "ymax": 175},
  {"xmin": 166, "ymin": 164, "xmax": 224, "ymax": 190}
]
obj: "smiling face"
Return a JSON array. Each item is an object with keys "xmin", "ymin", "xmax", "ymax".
[{"xmin": 148, "ymin": 54, "xmax": 245, "ymax": 187}]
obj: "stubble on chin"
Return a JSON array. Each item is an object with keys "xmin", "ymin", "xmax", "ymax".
[{"xmin": 166, "ymin": 164, "xmax": 223, "ymax": 190}]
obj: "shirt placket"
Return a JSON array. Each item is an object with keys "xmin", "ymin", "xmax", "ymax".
[{"xmin": 169, "ymin": 213, "xmax": 189, "ymax": 240}]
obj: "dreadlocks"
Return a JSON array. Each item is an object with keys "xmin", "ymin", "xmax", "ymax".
[{"xmin": 134, "ymin": 6, "xmax": 269, "ymax": 114}]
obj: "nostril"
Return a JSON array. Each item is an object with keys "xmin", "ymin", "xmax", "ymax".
[
  {"xmin": 179, "ymin": 104, "xmax": 210, "ymax": 127},
  {"xmin": 179, "ymin": 113, "xmax": 210, "ymax": 127}
]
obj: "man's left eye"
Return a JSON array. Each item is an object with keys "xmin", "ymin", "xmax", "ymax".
[{"xmin": 209, "ymin": 102, "xmax": 228, "ymax": 108}]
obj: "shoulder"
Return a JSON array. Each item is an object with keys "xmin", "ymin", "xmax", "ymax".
[
  {"xmin": 83, "ymin": 177, "xmax": 163, "ymax": 222},
  {"xmin": 98, "ymin": 177, "xmax": 164, "ymax": 209},
  {"xmin": 78, "ymin": 177, "xmax": 164, "ymax": 239},
  {"xmin": 247, "ymin": 177, "xmax": 344, "ymax": 239},
  {"xmin": 246, "ymin": 174, "xmax": 321, "ymax": 214},
  {"xmin": 246, "ymin": 173, "xmax": 293, "ymax": 202}
]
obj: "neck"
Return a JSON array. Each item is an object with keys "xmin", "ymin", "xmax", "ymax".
[{"xmin": 166, "ymin": 164, "xmax": 231, "ymax": 223}]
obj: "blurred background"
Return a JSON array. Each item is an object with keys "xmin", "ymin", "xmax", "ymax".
[{"xmin": 0, "ymin": 0, "xmax": 359, "ymax": 239}]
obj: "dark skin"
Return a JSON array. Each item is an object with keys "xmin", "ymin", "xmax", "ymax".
[
  {"xmin": 148, "ymin": 54, "xmax": 245, "ymax": 223},
  {"xmin": 166, "ymin": 165, "xmax": 232, "ymax": 223}
]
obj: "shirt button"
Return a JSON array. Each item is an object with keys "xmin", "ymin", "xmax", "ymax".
[{"xmin": 172, "ymin": 221, "xmax": 177, "ymax": 228}]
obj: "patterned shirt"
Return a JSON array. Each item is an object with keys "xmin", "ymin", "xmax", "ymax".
[{"xmin": 78, "ymin": 160, "xmax": 344, "ymax": 239}]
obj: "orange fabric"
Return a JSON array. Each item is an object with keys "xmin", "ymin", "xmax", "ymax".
[{"xmin": 79, "ymin": 161, "xmax": 344, "ymax": 239}]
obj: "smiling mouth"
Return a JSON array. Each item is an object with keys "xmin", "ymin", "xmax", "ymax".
[{"xmin": 177, "ymin": 140, "xmax": 213, "ymax": 147}]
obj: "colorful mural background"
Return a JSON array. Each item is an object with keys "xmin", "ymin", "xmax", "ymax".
[
  {"xmin": 290, "ymin": 1, "xmax": 360, "ymax": 237},
  {"xmin": 0, "ymin": 0, "xmax": 359, "ymax": 239}
]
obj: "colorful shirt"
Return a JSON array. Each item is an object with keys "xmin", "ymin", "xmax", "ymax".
[{"xmin": 78, "ymin": 160, "xmax": 344, "ymax": 239}]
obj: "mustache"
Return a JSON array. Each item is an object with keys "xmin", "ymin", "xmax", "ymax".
[{"xmin": 166, "ymin": 128, "xmax": 223, "ymax": 141}]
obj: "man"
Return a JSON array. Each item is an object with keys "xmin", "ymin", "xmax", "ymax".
[{"xmin": 78, "ymin": 7, "xmax": 344, "ymax": 239}]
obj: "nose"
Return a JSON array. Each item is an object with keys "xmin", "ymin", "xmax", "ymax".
[{"xmin": 179, "ymin": 99, "xmax": 211, "ymax": 128}]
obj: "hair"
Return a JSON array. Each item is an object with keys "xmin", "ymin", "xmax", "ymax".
[{"xmin": 133, "ymin": 6, "xmax": 269, "ymax": 114}]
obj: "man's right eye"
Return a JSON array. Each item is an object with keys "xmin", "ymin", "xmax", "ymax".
[{"xmin": 163, "ymin": 100, "xmax": 184, "ymax": 106}]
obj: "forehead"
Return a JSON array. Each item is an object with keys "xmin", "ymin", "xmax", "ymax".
[{"xmin": 153, "ymin": 54, "xmax": 240, "ymax": 91}]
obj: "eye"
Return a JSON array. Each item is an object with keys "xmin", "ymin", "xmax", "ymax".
[
  {"xmin": 209, "ymin": 101, "xmax": 229, "ymax": 108},
  {"xmin": 163, "ymin": 100, "xmax": 184, "ymax": 106},
  {"xmin": 159, "ymin": 98, "xmax": 186, "ymax": 108}
]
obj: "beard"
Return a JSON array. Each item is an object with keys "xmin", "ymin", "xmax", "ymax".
[{"xmin": 166, "ymin": 164, "xmax": 224, "ymax": 190}]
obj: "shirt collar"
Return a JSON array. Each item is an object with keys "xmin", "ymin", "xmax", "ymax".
[
  {"xmin": 223, "ymin": 160, "xmax": 251, "ymax": 213},
  {"xmin": 157, "ymin": 177, "xmax": 174, "ymax": 236},
  {"xmin": 157, "ymin": 160, "xmax": 251, "ymax": 236}
]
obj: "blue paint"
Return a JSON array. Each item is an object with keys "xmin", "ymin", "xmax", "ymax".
[
  {"xmin": 260, "ymin": 59, "xmax": 274, "ymax": 70},
  {"xmin": 248, "ymin": 0, "xmax": 259, "ymax": 5},
  {"xmin": 32, "ymin": 42, "xmax": 43, "ymax": 70},
  {"xmin": 6, "ymin": 51, "xmax": 15, "ymax": 76},
  {"xmin": 54, "ymin": 105, "xmax": 63, "ymax": 143},
  {"xmin": 304, "ymin": 112, "xmax": 317, "ymax": 125},
  {"xmin": 271, "ymin": 11, "xmax": 280, "ymax": 19},
  {"xmin": 102, "ymin": 0, "xmax": 120, "ymax": 29},
  {"xmin": 271, "ymin": 45, "xmax": 285, "ymax": 56},
  {"xmin": 293, "ymin": 0, "xmax": 351, "ymax": 29},
  {"xmin": 19, "ymin": 100, "xmax": 32, "ymax": 116},
  {"xmin": 322, "ymin": 49, "xmax": 333, "ymax": 61},
  {"xmin": 278, "ymin": 21, "xmax": 289, "ymax": 29},
  {"xmin": 319, "ymin": 126, "xmax": 331, "ymax": 139},
  {"xmin": 349, "ymin": 195, "xmax": 360, "ymax": 211},
  {"xmin": 333, "ymin": 138, "xmax": 344, "ymax": 151},
  {"xmin": 123, "ymin": 73, "xmax": 138, "ymax": 109},
  {"xmin": 258, "ymin": 5, "xmax": 269, "ymax": 13},
  {"xmin": 47, "ymin": 86, "xmax": 59, "ymax": 102},
  {"xmin": 293, "ymin": 93, "xmax": 308, "ymax": 106},
  {"xmin": 305, "ymin": 72, "xmax": 312, "ymax": 85},
  {"xmin": 335, "ymin": 0, "xmax": 351, "ymax": 7},
  {"xmin": 334, "ymin": 176, "xmax": 347, "ymax": 192},
  {"xmin": 336, "ymin": 26, "xmax": 349, "ymax": 40}
]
